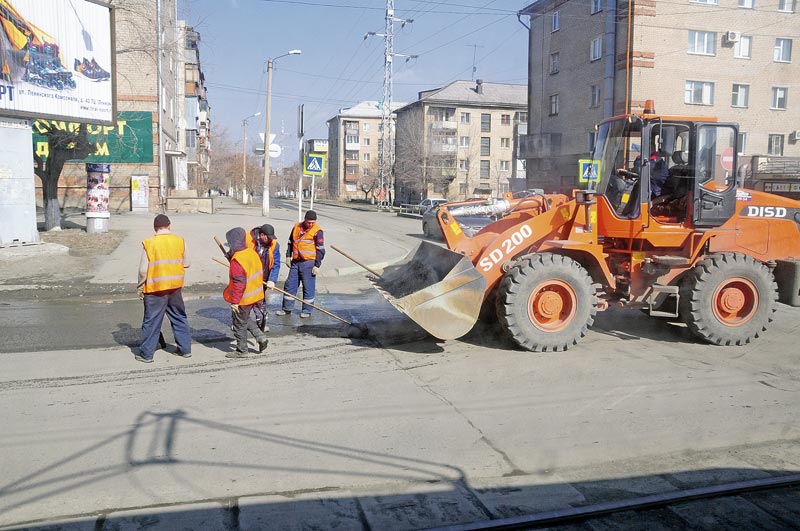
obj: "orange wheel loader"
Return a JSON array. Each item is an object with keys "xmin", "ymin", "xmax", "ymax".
[{"xmin": 374, "ymin": 100, "xmax": 800, "ymax": 351}]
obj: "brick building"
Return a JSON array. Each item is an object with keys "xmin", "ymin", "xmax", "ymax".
[
  {"xmin": 518, "ymin": 0, "xmax": 799, "ymax": 194},
  {"xmin": 36, "ymin": 0, "xmax": 183, "ymax": 212},
  {"xmin": 326, "ymin": 101, "xmax": 404, "ymax": 201}
]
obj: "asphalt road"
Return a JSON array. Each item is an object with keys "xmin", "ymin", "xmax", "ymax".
[{"xmin": 2, "ymin": 203, "xmax": 800, "ymax": 530}]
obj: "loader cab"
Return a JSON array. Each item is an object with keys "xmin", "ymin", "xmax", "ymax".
[{"xmin": 592, "ymin": 111, "xmax": 739, "ymax": 228}]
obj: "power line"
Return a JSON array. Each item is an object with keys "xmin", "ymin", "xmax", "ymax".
[{"xmin": 253, "ymin": 0, "xmax": 515, "ymax": 15}]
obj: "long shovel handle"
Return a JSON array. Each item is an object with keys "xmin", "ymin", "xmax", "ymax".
[
  {"xmin": 269, "ymin": 284, "xmax": 353, "ymax": 326},
  {"xmin": 211, "ymin": 258, "xmax": 353, "ymax": 326},
  {"xmin": 213, "ymin": 236, "xmax": 229, "ymax": 260},
  {"xmin": 331, "ymin": 245, "xmax": 383, "ymax": 278}
]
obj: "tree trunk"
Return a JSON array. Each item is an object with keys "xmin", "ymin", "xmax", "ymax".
[{"xmin": 43, "ymin": 176, "xmax": 62, "ymax": 231}]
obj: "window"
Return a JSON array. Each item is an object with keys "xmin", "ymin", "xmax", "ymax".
[
  {"xmin": 552, "ymin": 11, "xmax": 560, "ymax": 32},
  {"xmin": 774, "ymin": 38, "xmax": 792, "ymax": 62},
  {"xmin": 363, "ymin": 168, "xmax": 370, "ymax": 176},
  {"xmin": 480, "ymin": 160, "xmax": 490, "ymax": 179},
  {"xmin": 778, "ymin": 0, "xmax": 795, "ymax": 11},
  {"xmin": 460, "ymin": 112, "xmax": 470, "ymax": 124},
  {"xmin": 345, "ymin": 135, "xmax": 358, "ymax": 145},
  {"xmin": 345, "ymin": 151, "xmax": 358, "ymax": 160},
  {"xmin": 459, "ymin": 136, "xmax": 470, "ymax": 148},
  {"xmin": 590, "ymin": 37, "xmax": 602, "ymax": 61},
  {"xmin": 590, "ymin": 85, "xmax": 601, "ymax": 107},
  {"xmin": 591, "ymin": 0, "xmax": 602, "ymax": 13},
  {"xmin": 186, "ymin": 129, "xmax": 197, "ymax": 148},
  {"xmin": 688, "ymin": 30, "xmax": 717, "ymax": 55},
  {"xmin": 345, "ymin": 165, "xmax": 357, "ymax": 175},
  {"xmin": 731, "ymin": 84, "xmax": 750, "ymax": 107},
  {"xmin": 501, "ymin": 114, "xmax": 511, "ymax": 125},
  {"xmin": 685, "ymin": 80, "xmax": 714, "ymax": 105},
  {"xmin": 588, "ymin": 131, "xmax": 597, "ymax": 151},
  {"xmin": 549, "ymin": 53, "xmax": 560, "ymax": 74},
  {"xmin": 481, "ymin": 113, "xmax": 491, "ymax": 132},
  {"xmin": 363, "ymin": 123, "xmax": 370, "ymax": 132},
  {"xmin": 459, "ymin": 159, "xmax": 469, "ymax": 171},
  {"xmin": 739, "ymin": 0, "xmax": 753, "ymax": 6},
  {"xmin": 501, "ymin": 137, "xmax": 511, "ymax": 148},
  {"xmin": 500, "ymin": 160, "xmax": 510, "ymax": 171},
  {"xmin": 771, "ymin": 86, "xmax": 788, "ymax": 109},
  {"xmin": 430, "ymin": 107, "xmax": 454, "ymax": 121},
  {"xmin": 363, "ymin": 137, "xmax": 371, "ymax": 146},
  {"xmin": 768, "ymin": 134, "xmax": 784, "ymax": 155},
  {"xmin": 691, "ymin": 0, "xmax": 718, "ymax": 4},
  {"xmin": 363, "ymin": 153, "xmax": 370, "ymax": 161},
  {"xmin": 480, "ymin": 137, "xmax": 491, "ymax": 156},
  {"xmin": 735, "ymin": 36, "xmax": 752, "ymax": 58},
  {"xmin": 549, "ymin": 94, "xmax": 560, "ymax": 115},
  {"xmin": 737, "ymin": 132, "xmax": 747, "ymax": 155},
  {"xmin": 516, "ymin": 112, "xmax": 528, "ymax": 123}
]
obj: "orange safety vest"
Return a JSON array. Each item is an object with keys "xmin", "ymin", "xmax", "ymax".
[
  {"xmin": 142, "ymin": 234, "xmax": 186, "ymax": 293},
  {"xmin": 223, "ymin": 248, "xmax": 264, "ymax": 306},
  {"xmin": 290, "ymin": 223, "xmax": 321, "ymax": 261},
  {"xmin": 246, "ymin": 230, "xmax": 257, "ymax": 250},
  {"xmin": 265, "ymin": 238, "xmax": 277, "ymax": 272}
]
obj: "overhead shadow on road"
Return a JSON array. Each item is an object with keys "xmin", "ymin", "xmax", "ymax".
[{"xmin": 4, "ymin": 409, "xmax": 798, "ymax": 531}]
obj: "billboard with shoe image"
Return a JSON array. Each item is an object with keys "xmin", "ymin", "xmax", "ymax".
[{"xmin": 0, "ymin": 0, "xmax": 114, "ymax": 124}]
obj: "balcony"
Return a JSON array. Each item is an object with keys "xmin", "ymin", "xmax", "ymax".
[
  {"xmin": 431, "ymin": 143, "xmax": 457, "ymax": 154},
  {"xmin": 430, "ymin": 121, "xmax": 457, "ymax": 130}
]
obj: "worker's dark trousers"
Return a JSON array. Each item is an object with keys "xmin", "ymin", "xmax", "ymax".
[
  {"xmin": 281, "ymin": 260, "xmax": 315, "ymax": 313},
  {"xmin": 140, "ymin": 288, "xmax": 192, "ymax": 359},
  {"xmin": 231, "ymin": 303, "xmax": 267, "ymax": 353}
]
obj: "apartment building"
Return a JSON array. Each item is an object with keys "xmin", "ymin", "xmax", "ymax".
[
  {"xmin": 519, "ymin": 0, "xmax": 799, "ymax": 194},
  {"xmin": 326, "ymin": 101, "xmax": 404, "ymax": 201},
  {"xmin": 394, "ymin": 80, "xmax": 527, "ymax": 203},
  {"xmin": 177, "ymin": 22, "xmax": 211, "ymax": 194}
]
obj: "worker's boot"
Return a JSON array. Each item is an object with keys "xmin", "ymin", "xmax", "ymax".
[{"xmin": 257, "ymin": 336, "xmax": 269, "ymax": 353}]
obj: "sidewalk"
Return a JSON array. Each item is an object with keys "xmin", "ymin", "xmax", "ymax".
[{"xmin": 0, "ymin": 196, "xmax": 419, "ymax": 289}]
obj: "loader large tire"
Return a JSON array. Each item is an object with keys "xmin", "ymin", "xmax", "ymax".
[
  {"xmin": 497, "ymin": 253, "xmax": 596, "ymax": 352},
  {"xmin": 680, "ymin": 253, "xmax": 777, "ymax": 346}
]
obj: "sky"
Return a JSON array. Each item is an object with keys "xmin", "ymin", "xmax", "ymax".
[{"xmin": 178, "ymin": 0, "xmax": 532, "ymax": 166}]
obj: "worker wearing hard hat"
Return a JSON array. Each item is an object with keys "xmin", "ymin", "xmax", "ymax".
[{"xmin": 276, "ymin": 210, "xmax": 325, "ymax": 318}]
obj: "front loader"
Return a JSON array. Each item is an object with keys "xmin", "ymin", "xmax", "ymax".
[{"xmin": 375, "ymin": 100, "xmax": 800, "ymax": 351}]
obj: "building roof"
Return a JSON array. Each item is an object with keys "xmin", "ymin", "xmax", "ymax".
[
  {"xmin": 396, "ymin": 80, "xmax": 527, "ymax": 113},
  {"xmin": 519, "ymin": 0, "xmax": 549, "ymax": 15},
  {"xmin": 328, "ymin": 100, "xmax": 407, "ymax": 122}
]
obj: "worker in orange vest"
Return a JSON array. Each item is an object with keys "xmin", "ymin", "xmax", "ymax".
[
  {"xmin": 275, "ymin": 210, "xmax": 325, "ymax": 318},
  {"xmin": 223, "ymin": 227, "xmax": 269, "ymax": 358},
  {"xmin": 250, "ymin": 224, "xmax": 281, "ymax": 331},
  {"xmin": 136, "ymin": 214, "xmax": 191, "ymax": 363}
]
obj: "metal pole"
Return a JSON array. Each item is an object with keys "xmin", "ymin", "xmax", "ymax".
[
  {"xmin": 262, "ymin": 59, "xmax": 273, "ymax": 217},
  {"xmin": 156, "ymin": 0, "xmax": 164, "ymax": 208},
  {"xmin": 242, "ymin": 119, "xmax": 247, "ymax": 204}
]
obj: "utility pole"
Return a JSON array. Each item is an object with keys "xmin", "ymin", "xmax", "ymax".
[
  {"xmin": 467, "ymin": 44, "xmax": 484, "ymax": 81},
  {"xmin": 366, "ymin": 1, "xmax": 416, "ymax": 210}
]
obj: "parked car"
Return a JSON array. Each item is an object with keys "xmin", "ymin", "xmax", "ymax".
[
  {"xmin": 421, "ymin": 205, "xmax": 495, "ymax": 239},
  {"xmin": 418, "ymin": 198, "xmax": 448, "ymax": 212}
]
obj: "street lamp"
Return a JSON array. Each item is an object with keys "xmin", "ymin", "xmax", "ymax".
[
  {"xmin": 241, "ymin": 112, "xmax": 261, "ymax": 204},
  {"xmin": 262, "ymin": 49, "xmax": 302, "ymax": 217}
]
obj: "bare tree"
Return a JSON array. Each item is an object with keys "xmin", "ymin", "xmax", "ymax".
[{"xmin": 32, "ymin": 124, "xmax": 93, "ymax": 231}]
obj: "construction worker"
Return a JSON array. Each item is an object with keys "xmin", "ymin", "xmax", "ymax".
[
  {"xmin": 223, "ymin": 227, "xmax": 269, "ymax": 358},
  {"xmin": 276, "ymin": 210, "xmax": 325, "ymax": 318},
  {"xmin": 136, "ymin": 214, "xmax": 191, "ymax": 363},
  {"xmin": 251, "ymin": 224, "xmax": 281, "ymax": 331}
]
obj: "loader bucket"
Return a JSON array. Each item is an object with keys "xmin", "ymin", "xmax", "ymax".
[{"xmin": 373, "ymin": 241, "xmax": 487, "ymax": 340}]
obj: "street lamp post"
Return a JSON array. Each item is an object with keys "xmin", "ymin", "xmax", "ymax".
[
  {"xmin": 262, "ymin": 49, "xmax": 301, "ymax": 217},
  {"xmin": 241, "ymin": 112, "xmax": 261, "ymax": 204}
]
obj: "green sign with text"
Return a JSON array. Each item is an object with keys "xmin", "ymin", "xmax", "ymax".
[{"xmin": 32, "ymin": 111, "xmax": 154, "ymax": 163}]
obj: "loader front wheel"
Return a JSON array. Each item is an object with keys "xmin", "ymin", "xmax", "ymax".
[
  {"xmin": 497, "ymin": 253, "xmax": 596, "ymax": 352},
  {"xmin": 680, "ymin": 253, "xmax": 777, "ymax": 346}
]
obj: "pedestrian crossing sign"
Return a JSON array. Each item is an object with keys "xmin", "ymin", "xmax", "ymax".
[
  {"xmin": 304, "ymin": 154, "xmax": 325, "ymax": 176},
  {"xmin": 578, "ymin": 159, "xmax": 601, "ymax": 183}
]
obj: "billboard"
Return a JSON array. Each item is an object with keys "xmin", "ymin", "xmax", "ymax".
[
  {"xmin": 0, "ymin": 0, "xmax": 114, "ymax": 124},
  {"xmin": 32, "ymin": 111, "xmax": 153, "ymax": 163}
]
